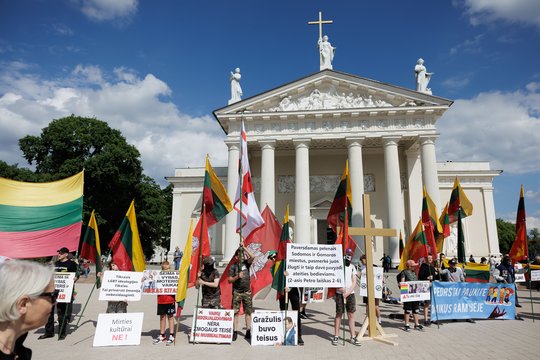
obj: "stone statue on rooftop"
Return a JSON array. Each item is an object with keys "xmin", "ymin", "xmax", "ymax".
[
  {"xmin": 318, "ymin": 35, "xmax": 335, "ymax": 70},
  {"xmin": 229, "ymin": 68, "xmax": 242, "ymax": 105},
  {"xmin": 415, "ymin": 58, "xmax": 433, "ymax": 94}
]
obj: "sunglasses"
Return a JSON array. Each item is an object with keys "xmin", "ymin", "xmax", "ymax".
[{"xmin": 39, "ymin": 289, "xmax": 60, "ymax": 303}]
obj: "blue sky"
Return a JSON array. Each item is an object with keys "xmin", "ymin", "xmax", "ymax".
[{"xmin": 1, "ymin": 0, "xmax": 539, "ymax": 229}]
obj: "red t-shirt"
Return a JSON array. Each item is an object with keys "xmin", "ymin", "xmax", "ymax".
[{"xmin": 157, "ymin": 294, "xmax": 175, "ymax": 304}]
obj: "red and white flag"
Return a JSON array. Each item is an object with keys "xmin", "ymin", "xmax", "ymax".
[{"xmin": 234, "ymin": 121, "xmax": 264, "ymax": 239}]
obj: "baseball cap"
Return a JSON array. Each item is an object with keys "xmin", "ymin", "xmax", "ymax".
[
  {"xmin": 267, "ymin": 250, "xmax": 277, "ymax": 259},
  {"xmin": 203, "ymin": 256, "xmax": 214, "ymax": 266},
  {"xmin": 57, "ymin": 247, "xmax": 70, "ymax": 254},
  {"xmin": 449, "ymin": 259, "xmax": 457, "ymax": 265},
  {"xmin": 406, "ymin": 259, "xmax": 418, "ymax": 267}
]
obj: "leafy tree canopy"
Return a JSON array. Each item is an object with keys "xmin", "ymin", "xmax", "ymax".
[{"xmin": 496, "ymin": 218, "xmax": 515, "ymax": 255}]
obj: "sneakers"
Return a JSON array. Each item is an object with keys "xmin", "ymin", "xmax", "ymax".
[
  {"xmin": 38, "ymin": 334, "xmax": 54, "ymax": 340},
  {"xmin": 350, "ymin": 336, "xmax": 361, "ymax": 346},
  {"xmin": 404, "ymin": 324, "xmax": 411, "ymax": 332},
  {"xmin": 245, "ymin": 330, "xmax": 251, "ymax": 340},
  {"xmin": 414, "ymin": 324, "xmax": 424, "ymax": 331},
  {"xmin": 165, "ymin": 335, "xmax": 174, "ymax": 346},
  {"xmin": 331, "ymin": 336, "xmax": 339, "ymax": 345},
  {"xmin": 298, "ymin": 338, "xmax": 304, "ymax": 346},
  {"xmin": 232, "ymin": 331, "xmax": 238, "ymax": 341},
  {"xmin": 153, "ymin": 335, "xmax": 165, "ymax": 344},
  {"xmin": 424, "ymin": 321, "xmax": 431, "ymax": 326}
]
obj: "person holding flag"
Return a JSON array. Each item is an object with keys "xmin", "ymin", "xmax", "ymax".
[
  {"xmin": 228, "ymin": 244, "xmax": 255, "ymax": 341},
  {"xmin": 196, "ymin": 256, "xmax": 221, "ymax": 309}
]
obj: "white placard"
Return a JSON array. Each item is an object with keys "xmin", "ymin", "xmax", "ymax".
[
  {"xmin": 302, "ymin": 287, "xmax": 324, "ymax": 304},
  {"xmin": 99, "ymin": 271, "xmax": 144, "ymax": 302},
  {"xmin": 400, "ymin": 281, "xmax": 431, "ymax": 302},
  {"xmin": 359, "ymin": 266, "xmax": 384, "ymax": 299},
  {"xmin": 54, "ymin": 272, "xmax": 75, "ymax": 303},
  {"xmin": 251, "ymin": 311, "xmax": 298, "ymax": 346},
  {"xmin": 141, "ymin": 270, "xmax": 179, "ymax": 295},
  {"xmin": 190, "ymin": 308, "xmax": 234, "ymax": 343},
  {"xmin": 514, "ymin": 263, "xmax": 527, "ymax": 283},
  {"xmin": 531, "ymin": 270, "xmax": 540, "ymax": 281},
  {"xmin": 93, "ymin": 312, "xmax": 144, "ymax": 347},
  {"xmin": 286, "ymin": 244, "xmax": 344, "ymax": 288}
]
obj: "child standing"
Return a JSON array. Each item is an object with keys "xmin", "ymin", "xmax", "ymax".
[
  {"xmin": 98, "ymin": 262, "xmax": 128, "ymax": 313},
  {"xmin": 153, "ymin": 261, "xmax": 175, "ymax": 345}
]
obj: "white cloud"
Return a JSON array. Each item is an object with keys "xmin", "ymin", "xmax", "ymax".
[
  {"xmin": 462, "ymin": 0, "xmax": 540, "ymax": 28},
  {"xmin": 52, "ymin": 23, "xmax": 74, "ymax": 36},
  {"xmin": 442, "ymin": 75, "xmax": 471, "ymax": 90},
  {"xmin": 0, "ymin": 61, "xmax": 227, "ymax": 185},
  {"xmin": 437, "ymin": 84, "xmax": 540, "ymax": 174},
  {"xmin": 526, "ymin": 188, "xmax": 540, "ymax": 203},
  {"xmin": 449, "ymin": 34, "xmax": 484, "ymax": 55},
  {"xmin": 78, "ymin": 0, "xmax": 138, "ymax": 22}
]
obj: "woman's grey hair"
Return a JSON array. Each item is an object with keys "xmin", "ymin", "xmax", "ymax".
[{"xmin": 0, "ymin": 260, "xmax": 53, "ymax": 322}]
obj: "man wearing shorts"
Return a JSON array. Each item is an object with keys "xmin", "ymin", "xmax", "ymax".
[
  {"xmin": 332, "ymin": 248, "xmax": 360, "ymax": 346},
  {"xmin": 400, "ymin": 260, "xmax": 423, "ymax": 332},
  {"xmin": 228, "ymin": 245, "xmax": 255, "ymax": 341}
]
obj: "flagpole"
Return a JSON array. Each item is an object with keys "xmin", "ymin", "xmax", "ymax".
[
  {"xmin": 75, "ymin": 249, "xmax": 107, "ymax": 328},
  {"xmin": 341, "ymin": 206, "xmax": 348, "ymax": 346},
  {"xmin": 527, "ymin": 259, "xmax": 535, "ymax": 322},
  {"xmin": 421, "ymin": 221, "xmax": 440, "ymax": 330},
  {"xmin": 192, "ymin": 204, "xmax": 206, "ymax": 345}
]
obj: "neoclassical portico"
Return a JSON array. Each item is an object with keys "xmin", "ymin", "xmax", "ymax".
[{"xmin": 168, "ymin": 69, "xmax": 501, "ymax": 264}]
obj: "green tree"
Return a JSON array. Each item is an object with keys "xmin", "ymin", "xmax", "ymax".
[
  {"xmin": 529, "ymin": 228, "xmax": 540, "ymax": 258},
  {"xmin": 496, "ymin": 218, "xmax": 515, "ymax": 255},
  {"xmin": 10, "ymin": 115, "xmax": 170, "ymax": 259}
]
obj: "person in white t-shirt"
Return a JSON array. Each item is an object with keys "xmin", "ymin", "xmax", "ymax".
[{"xmin": 332, "ymin": 248, "xmax": 361, "ymax": 346}]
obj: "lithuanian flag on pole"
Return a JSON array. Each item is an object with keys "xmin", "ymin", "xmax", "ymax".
[
  {"xmin": 0, "ymin": 171, "xmax": 83, "ymax": 258},
  {"xmin": 80, "ymin": 210, "xmax": 102, "ymax": 287},
  {"xmin": 108, "ymin": 200, "xmax": 145, "ymax": 272},
  {"xmin": 176, "ymin": 220, "xmax": 194, "ymax": 310}
]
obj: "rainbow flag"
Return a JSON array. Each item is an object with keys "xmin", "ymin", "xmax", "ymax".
[
  {"xmin": 0, "ymin": 171, "xmax": 84, "ymax": 258},
  {"xmin": 400, "ymin": 283, "xmax": 409, "ymax": 294}
]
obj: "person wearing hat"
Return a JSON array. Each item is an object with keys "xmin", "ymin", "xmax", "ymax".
[
  {"xmin": 197, "ymin": 256, "xmax": 221, "ymax": 309},
  {"xmin": 400, "ymin": 259, "xmax": 423, "ymax": 332},
  {"xmin": 39, "ymin": 247, "xmax": 79, "ymax": 340},
  {"xmin": 228, "ymin": 244, "xmax": 255, "ymax": 341},
  {"xmin": 439, "ymin": 258, "xmax": 465, "ymax": 282},
  {"xmin": 332, "ymin": 248, "xmax": 361, "ymax": 346}
]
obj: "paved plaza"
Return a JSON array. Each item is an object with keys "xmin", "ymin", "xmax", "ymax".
[{"xmin": 26, "ymin": 266, "xmax": 540, "ymax": 360}]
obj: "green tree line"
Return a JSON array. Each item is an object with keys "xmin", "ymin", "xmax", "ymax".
[{"xmin": 496, "ymin": 218, "xmax": 540, "ymax": 257}]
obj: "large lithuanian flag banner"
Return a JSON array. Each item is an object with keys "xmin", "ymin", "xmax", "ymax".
[{"xmin": 0, "ymin": 171, "xmax": 84, "ymax": 258}]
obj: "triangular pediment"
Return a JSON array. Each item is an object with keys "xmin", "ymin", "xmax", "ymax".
[{"xmin": 215, "ymin": 69, "xmax": 452, "ymax": 116}]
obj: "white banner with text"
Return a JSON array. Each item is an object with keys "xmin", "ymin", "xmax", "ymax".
[{"xmin": 286, "ymin": 244, "xmax": 344, "ymax": 288}]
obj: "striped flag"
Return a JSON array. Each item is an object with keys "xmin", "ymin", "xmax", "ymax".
[
  {"xmin": 271, "ymin": 206, "xmax": 291, "ymax": 299},
  {"xmin": 108, "ymin": 200, "xmax": 146, "ymax": 272},
  {"xmin": 80, "ymin": 210, "xmax": 102, "ymax": 287},
  {"xmin": 436, "ymin": 203, "xmax": 450, "ymax": 253},
  {"xmin": 464, "ymin": 262, "xmax": 490, "ymax": 283},
  {"xmin": 422, "ymin": 186, "xmax": 441, "ymax": 259},
  {"xmin": 327, "ymin": 160, "xmax": 353, "ymax": 232},
  {"xmin": 0, "ymin": 171, "xmax": 84, "ymax": 258},
  {"xmin": 448, "ymin": 176, "xmax": 473, "ymax": 223},
  {"xmin": 176, "ymin": 220, "xmax": 194, "ymax": 311},
  {"xmin": 398, "ymin": 219, "xmax": 428, "ymax": 271},
  {"xmin": 509, "ymin": 185, "xmax": 528, "ymax": 263}
]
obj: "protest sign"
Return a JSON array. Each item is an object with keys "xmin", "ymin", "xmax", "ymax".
[
  {"xmin": 99, "ymin": 271, "xmax": 144, "ymax": 302},
  {"xmin": 431, "ymin": 282, "xmax": 515, "ymax": 320},
  {"xmin": 514, "ymin": 263, "xmax": 526, "ymax": 283},
  {"xmin": 251, "ymin": 311, "xmax": 298, "ymax": 346},
  {"xmin": 286, "ymin": 244, "xmax": 344, "ymax": 287},
  {"xmin": 359, "ymin": 266, "xmax": 384, "ymax": 299},
  {"xmin": 93, "ymin": 312, "xmax": 144, "ymax": 347},
  {"xmin": 141, "ymin": 270, "xmax": 179, "ymax": 295},
  {"xmin": 190, "ymin": 308, "xmax": 234, "ymax": 343},
  {"xmin": 531, "ymin": 270, "xmax": 540, "ymax": 281},
  {"xmin": 400, "ymin": 281, "xmax": 431, "ymax": 302},
  {"xmin": 54, "ymin": 272, "xmax": 75, "ymax": 303},
  {"xmin": 302, "ymin": 287, "xmax": 324, "ymax": 304}
]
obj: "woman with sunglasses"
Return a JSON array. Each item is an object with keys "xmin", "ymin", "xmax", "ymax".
[{"xmin": 0, "ymin": 259, "xmax": 55, "ymax": 360}]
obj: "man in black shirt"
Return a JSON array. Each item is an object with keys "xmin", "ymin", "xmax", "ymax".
[
  {"xmin": 418, "ymin": 254, "xmax": 438, "ymax": 326},
  {"xmin": 228, "ymin": 245, "xmax": 254, "ymax": 341},
  {"xmin": 39, "ymin": 247, "xmax": 79, "ymax": 340}
]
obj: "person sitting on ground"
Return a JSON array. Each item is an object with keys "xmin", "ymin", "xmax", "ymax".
[
  {"xmin": 0, "ymin": 260, "xmax": 56, "ymax": 360},
  {"xmin": 400, "ymin": 260, "xmax": 423, "ymax": 332}
]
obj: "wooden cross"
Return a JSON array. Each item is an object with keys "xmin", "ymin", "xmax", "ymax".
[
  {"xmin": 308, "ymin": 11, "xmax": 333, "ymax": 67},
  {"xmin": 347, "ymin": 194, "xmax": 398, "ymax": 345}
]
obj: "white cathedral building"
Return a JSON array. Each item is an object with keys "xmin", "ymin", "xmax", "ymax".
[{"xmin": 167, "ymin": 62, "xmax": 501, "ymax": 265}]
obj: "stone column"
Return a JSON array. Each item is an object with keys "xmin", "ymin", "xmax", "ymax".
[
  {"xmin": 405, "ymin": 146, "xmax": 423, "ymax": 233},
  {"xmin": 383, "ymin": 136, "xmax": 403, "ymax": 264},
  {"xmin": 482, "ymin": 186, "xmax": 500, "ymax": 256},
  {"xmin": 224, "ymin": 141, "xmax": 240, "ymax": 261},
  {"xmin": 294, "ymin": 139, "xmax": 311, "ymax": 244},
  {"xmin": 347, "ymin": 137, "xmax": 365, "ymax": 253},
  {"xmin": 259, "ymin": 140, "xmax": 276, "ymax": 212},
  {"xmin": 419, "ymin": 135, "xmax": 441, "ymax": 210}
]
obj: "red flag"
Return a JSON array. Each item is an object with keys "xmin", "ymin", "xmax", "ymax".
[
  {"xmin": 327, "ymin": 209, "xmax": 356, "ymax": 299},
  {"xmin": 219, "ymin": 206, "xmax": 281, "ymax": 309},
  {"xmin": 188, "ymin": 209, "xmax": 210, "ymax": 287},
  {"xmin": 509, "ymin": 186, "xmax": 528, "ymax": 263}
]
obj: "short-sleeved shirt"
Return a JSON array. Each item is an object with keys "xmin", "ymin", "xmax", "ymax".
[
  {"xmin": 201, "ymin": 268, "xmax": 221, "ymax": 299},
  {"xmin": 402, "ymin": 269, "xmax": 418, "ymax": 282},
  {"xmin": 229, "ymin": 260, "xmax": 251, "ymax": 293},
  {"xmin": 337, "ymin": 264, "xmax": 357, "ymax": 294},
  {"xmin": 157, "ymin": 294, "xmax": 175, "ymax": 304},
  {"xmin": 54, "ymin": 259, "xmax": 78, "ymax": 274}
]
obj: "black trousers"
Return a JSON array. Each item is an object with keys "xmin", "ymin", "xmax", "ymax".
[
  {"xmin": 279, "ymin": 287, "xmax": 302, "ymax": 340},
  {"xmin": 44, "ymin": 301, "xmax": 72, "ymax": 336}
]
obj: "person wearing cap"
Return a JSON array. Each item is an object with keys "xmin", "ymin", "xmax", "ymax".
[
  {"xmin": 332, "ymin": 248, "xmax": 361, "ymax": 346},
  {"xmin": 228, "ymin": 244, "xmax": 255, "ymax": 341},
  {"xmin": 39, "ymin": 247, "xmax": 79, "ymax": 340},
  {"xmin": 439, "ymin": 259, "xmax": 465, "ymax": 282},
  {"xmin": 400, "ymin": 259, "xmax": 423, "ymax": 332},
  {"xmin": 197, "ymin": 256, "xmax": 221, "ymax": 309}
]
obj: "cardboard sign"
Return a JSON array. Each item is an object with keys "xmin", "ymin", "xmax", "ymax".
[
  {"xmin": 302, "ymin": 287, "xmax": 324, "ymax": 304},
  {"xmin": 286, "ymin": 244, "xmax": 344, "ymax": 288},
  {"xmin": 432, "ymin": 282, "xmax": 515, "ymax": 320},
  {"xmin": 190, "ymin": 308, "xmax": 234, "ymax": 343},
  {"xmin": 514, "ymin": 263, "xmax": 526, "ymax": 283},
  {"xmin": 531, "ymin": 270, "xmax": 540, "ymax": 281},
  {"xmin": 99, "ymin": 271, "xmax": 144, "ymax": 302},
  {"xmin": 93, "ymin": 313, "xmax": 144, "ymax": 347},
  {"xmin": 359, "ymin": 266, "xmax": 384, "ymax": 299},
  {"xmin": 141, "ymin": 270, "xmax": 179, "ymax": 295},
  {"xmin": 54, "ymin": 272, "xmax": 75, "ymax": 303},
  {"xmin": 251, "ymin": 311, "xmax": 298, "ymax": 346},
  {"xmin": 400, "ymin": 281, "xmax": 431, "ymax": 302}
]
